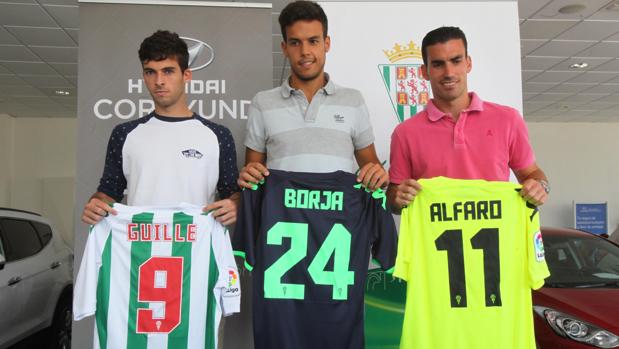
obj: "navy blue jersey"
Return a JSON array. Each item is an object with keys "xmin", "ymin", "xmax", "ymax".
[{"xmin": 233, "ymin": 170, "xmax": 397, "ymax": 349}]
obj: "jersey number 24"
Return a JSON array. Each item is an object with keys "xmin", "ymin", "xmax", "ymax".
[{"xmin": 264, "ymin": 222, "xmax": 355, "ymax": 301}]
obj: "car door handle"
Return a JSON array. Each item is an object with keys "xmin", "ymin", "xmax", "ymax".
[
  {"xmin": 8, "ymin": 276, "xmax": 22, "ymax": 286},
  {"xmin": 50, "ymin": 261, "xmax": 61, "ymax": 269}
]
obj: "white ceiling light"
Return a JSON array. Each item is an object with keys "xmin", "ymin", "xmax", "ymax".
[
  {"xmin": 558, "ymin": 4, "xmax": 586, "ymax": 14},
  {"xmin": 569, "ymin": 62, "xmax": 589, "ymax": 69},
  {"xmin": 605, "ymin": 1, "xmax": 619, "ymax": 11},
  {"xmin": 54, "ymin": 90, "xmax": 70, "ymax": 96}
]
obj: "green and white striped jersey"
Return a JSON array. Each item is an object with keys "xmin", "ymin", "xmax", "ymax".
[{"xmin": 74, "ymin": 203, "xmax": 240, "ymax": 349}]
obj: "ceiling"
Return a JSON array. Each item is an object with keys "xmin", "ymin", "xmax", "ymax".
[
  {"xmin": 520, "ymin": 0, "xmax": 619, "ymax": 122},
  {"xmin": 0, "ymin": 0, "xmax": 77, "ymax": 118},
  {"xmin": 0, "ymin": 0, "xmax": 618, "ymax": 121}
]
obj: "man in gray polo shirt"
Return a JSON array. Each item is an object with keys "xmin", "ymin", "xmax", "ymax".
[{"xmin": 237, "ymin": 0, "xmax": 387, "ymax": 190}]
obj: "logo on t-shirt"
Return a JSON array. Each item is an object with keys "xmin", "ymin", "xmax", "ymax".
[
  {"xmin": 534, "ymin": 231, "xmax": 545, "ymax": 262},
  {"xmin": 225, "ymin": 269, "xmax": 240, "ymax": 295},
  {"xmin": 182, "ymin": 149, "xmax": 203, "ymax": 159}
]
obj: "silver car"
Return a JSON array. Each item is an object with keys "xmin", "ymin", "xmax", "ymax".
[{"xmin": 0, "ymin": 208, "xmax": 73, "ymax": 349}]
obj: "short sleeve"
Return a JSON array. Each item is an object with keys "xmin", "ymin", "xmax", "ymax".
[
  {"xmin": 73, "ymin": 220, "xmax": 111, "ymax": 320},
  {"xmin": 352, "ymin": 97, "xmax": 375, "ymax": 150},
  {"xmin": 389, "ymin": 125, "xmax": 412, "ymax": 185},
  {"xmin": 508, "ymin": 110, "xmax": 535, "ymax": 171},
  {"xmin": 245, "ymin": 95, "xmax": 267, "ymax": 153},
  {"xmin": 232, "ymin": 184, "xmax": 264, "ymax": 271},
  {"xmin": 369, "ymin": 189, "xmax": 398, "ymax": 273},
  {"xmin": 393, "ymin": 206, "xmax": 413, "ymax": 281},
  {"xmin": 215, "ymin": 127, "xmax": 240, "ymax": 199},
  {"xmin": 525, "ymin": 202, "xmax": 550, "ymax": 290},
  {"xmin": 212, "ymin": 224, "xmax": 241, "ymax": 316},
  {"xmin": 97, "ymin": 125, "xmax": 128, "ymax": 202}
]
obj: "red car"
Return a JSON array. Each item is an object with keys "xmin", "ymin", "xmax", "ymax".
[{"xmin": 534, "ymin": 227, "xmax": 619, "ymax": 348}]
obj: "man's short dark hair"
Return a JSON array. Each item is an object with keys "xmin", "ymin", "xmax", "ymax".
[
  {"xmin": 421, "ymin": 26, "xmax": 468, "ymax": 65},
  {"xmin": 278, "ymin": 1, "xmax": 328, "ymax": 41},
  {"xmin": 138, "ymin": 30, "xmax": 189, "ymax": 71}
]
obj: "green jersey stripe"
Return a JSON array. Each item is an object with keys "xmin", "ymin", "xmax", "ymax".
[
  {"xmin": 383, "ymin": 65, "xmax": 391, "ymax": 91},
  {"xmin": 95, "ymin": 231, "xmax": 113, "ymax": 349},
  {"xmin": 205, "ymin": 241, "xmax": 219, "ymax": 349},
  {"xmin": 168, "ymin": 212, "xmax": 194, "ymax": 349},
  {"xmin": 126, "ymin": 212, "xmax": 154, "ymax": 349},
  {"xmin": 397, "ymin": 104, "xmax": 405, "ymax": 122}
]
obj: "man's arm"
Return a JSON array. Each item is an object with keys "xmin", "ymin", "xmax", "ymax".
[
  {"xmin": 354, "ymin": 144, "xmax": 388, "ymax": 191},
  {"xmin": 205, "ymin": 125, "xmax": 241, "ymax": 226},
  {"xmin": 387, "ymin": 180, "xmax": 422, "ymax": 215},
  {"xmin": 83, "ymin": 123, "xmax": 127, "ymax": 225},
  {"xmin": 204, "ymin": 192, "xmax": 240, "ymax": 226},
  {"xmin": 81, "ymin": 192, "xmax": 117, "ymax": 225},
  {"xmin": 237, "ymin": 148, "xmax": 269, "ymax": 189},
  {"xmin": 513, "ymin": 162, "xmax": 549, "ymax": 206}
]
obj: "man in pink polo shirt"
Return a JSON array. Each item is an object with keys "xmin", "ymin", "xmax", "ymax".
[{"xmin": 387, "ymin": 26, "xmax": 549, "ymax": 212}]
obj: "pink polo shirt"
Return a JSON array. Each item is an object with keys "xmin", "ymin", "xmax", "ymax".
[{"xmin": 389, "ymin": 92, "xmax": 535, "ymax": 184}]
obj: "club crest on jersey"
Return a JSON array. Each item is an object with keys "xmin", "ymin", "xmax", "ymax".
[
  {"xmin": 534, "ymin": 231, "xmax": 545, "ymax": 262},
  {"xmin": 182, "ymin": 149, "xmax": 203, "ymax": 159},
  {"xmin": 379, "ymin": 40, "xmax": 430, "ymax": 123},
  {"xmin": 225, "ymin": 269, "xmax": 240, "ymax": 295}
]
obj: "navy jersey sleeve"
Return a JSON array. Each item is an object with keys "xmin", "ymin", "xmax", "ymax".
[
  {"xmin": 232, "ymin": 185, "xmax": 263, "ymax": 270},
  {"xmin": 368, "ymin": 189, "xmax": 398, "ymax": 273},
  {"xmin": 195, "ymin": 117, "xmax": 240, "ymax": 199},
  {"xmin": 97, "ymin": 124, "xmax": 128, "ymax": 202},
  {"xmin": 216, "ymin": 126, "xmax": 240, "ymax": 199}
]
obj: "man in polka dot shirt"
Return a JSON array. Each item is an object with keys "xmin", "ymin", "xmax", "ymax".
[{"xmin": 81, "ymin": 30, "xmax": 240, "ymax": 226}]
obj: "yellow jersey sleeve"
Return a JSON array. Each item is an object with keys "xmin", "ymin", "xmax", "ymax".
[{"xmin": 393, "ymin": 207, "xmax": 413, "ymax": 281}]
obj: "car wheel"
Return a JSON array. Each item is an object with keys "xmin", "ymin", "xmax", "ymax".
[{"xmin": 49, "ymin": 295, "xmax": 72, "ymax": 349}]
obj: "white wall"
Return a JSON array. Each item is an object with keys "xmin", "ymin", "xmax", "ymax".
[
  {"xmin": 5, "ymin": 117, "xmax": 76, "ymax": 245},
  {"xmin": 0, "ymin": 114, "xmax": 14, "ymax": 206},
  {"xmin": 528, "ymin": 122, "xmax": 619, "ymax": 236}
]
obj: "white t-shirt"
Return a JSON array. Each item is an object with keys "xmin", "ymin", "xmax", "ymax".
[{"xmin": 97, "ymin": 113, "xmax": 239, "ymax": 206}]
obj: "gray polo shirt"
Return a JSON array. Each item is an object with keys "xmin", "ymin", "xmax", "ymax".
[{"xmin": 245, "ymin": 75, "xmax": 375, "ymax": 173}]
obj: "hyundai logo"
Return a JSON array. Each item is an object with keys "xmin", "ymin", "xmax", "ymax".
[{"xmin": 181, "ymin": 36, "xmax": 215, "ymax": 71}]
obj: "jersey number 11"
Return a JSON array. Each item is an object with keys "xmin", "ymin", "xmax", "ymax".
[{"xmin": 435, "ymin": 228, "xmax": 502, "ymax": 308}]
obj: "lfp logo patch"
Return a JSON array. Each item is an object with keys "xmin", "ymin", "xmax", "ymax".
[
  {"xmin": 534, "ymin": 231, "xmax": 545, "ymax": 262},
  {"xmin": 224, "ymin": 268, "xmax": 240, "ymax": 296},
  {"xmin": 228, "ymin": 269, "xmax": 238, "ymax": 287}
]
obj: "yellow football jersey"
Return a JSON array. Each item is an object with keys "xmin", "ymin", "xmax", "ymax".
[{"xmin": 394, "ymin": 177, "xmax": 549, "ymax": 349}]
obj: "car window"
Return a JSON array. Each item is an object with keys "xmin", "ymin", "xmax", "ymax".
[
  {"xmin": 31, "ymin": 221, "xmax": 53, "ymax": 247},
  {"xmin": 0, "ymin": 219, "xmax": 43, "ymax": 261},
  {"xmin": 544, "ymin": 234, "xmax": 619, "ymax": 286}
]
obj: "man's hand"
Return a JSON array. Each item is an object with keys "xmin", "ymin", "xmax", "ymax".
[
  {"xmin": 353, "ymin": 144, "xmax": 388, "ymax": 191},
  {"xmin": 81, "ymin": 195, "xmax": 117, "ymax": 225},
  {"xmin": 519, "ymin": 178, "xmax": 548, "ymax": 206},
  {"xmin": 238, "ymin": 162, "xmax": 269, "ymax": 189},
  {"xmin": 513, "ymin": 163, "xmax": 548, "ymax": 206},
  {"xmin": 387, "ymin": 179, "xmax": 422, "ymax": 214},
  {"xmin": 357, "ymin": 162, "xmax": 389, "ymax": 191},
  {"xmin": 204, "ymin": 192, "xmax": 240, "ymax": 226}
]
